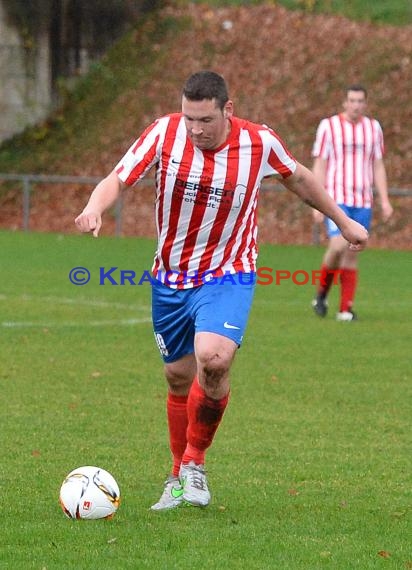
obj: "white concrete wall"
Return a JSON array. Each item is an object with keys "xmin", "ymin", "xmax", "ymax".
[{"xmin": 0, "ymin": 1, "xmax": 51, "ymax": 142}]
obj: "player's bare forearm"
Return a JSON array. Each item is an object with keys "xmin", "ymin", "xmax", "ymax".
[
  {"xmin": 282, "ymin": 162, "xmax": 369, "ymax": 248},
  {"xmin": 311, "ymin": 157, "xmax": 327, "ymax": 222},
  {"xmin": 373, "ymin": 159, "xmax": 393, "ymax": 221},
  {"xmin": 85, "ymin": 170, "xmax": 122, "ymax": 214},
  {"xmin": 311, "ymin": 157, "xmax": 327, "ymax": 192},
  {"xmin": 282, "ymin": 163, "xmax": 337, "ymax": 213},
  {"xmin": 75, "ymin": 170, "xmax": 124, "ymax": 237}
]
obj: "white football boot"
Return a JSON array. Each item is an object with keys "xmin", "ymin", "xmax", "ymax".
[
  {"xmin": 150, "ymin": 475, "xmax": 184, "ymax": 511},
  {"xmin": 179, "ymin": 461, "xmax": 211, "ymax": 507},
  {"xmin": 336, "ymin": 310, "xmax": 357, "ymax": 321}
]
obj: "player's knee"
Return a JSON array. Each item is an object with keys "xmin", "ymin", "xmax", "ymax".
[
  {"xmin": 197, "ymin": 351, "xmax": 230, "ymax": 392},
  {"xmin": 164, "ymin": 364, "xmax": 193, "ymax": 395},
  {"xmin": 333, "ymin": 235, "xmax": 348, "ymax": 251}
]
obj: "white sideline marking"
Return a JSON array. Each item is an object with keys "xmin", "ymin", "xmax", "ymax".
[
  {"xmin": 4, "ymin": 294, "xmax": 150, "ymax": 312},
  {"xmin": 0, "ymin": 294, "xmax": 151, "ymax": 328},
  {"xmin": 2, "ymin": 318, "xmax": 152, "ymax": 329}
]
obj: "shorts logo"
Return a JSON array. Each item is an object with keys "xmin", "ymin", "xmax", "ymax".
[
  {"xmin": 223, "ymin": 322, "xmax": 240, "ymax": 330},
  {"xmin": 154, "ymin": 333, "xmax": 169, "ymax": 356}
]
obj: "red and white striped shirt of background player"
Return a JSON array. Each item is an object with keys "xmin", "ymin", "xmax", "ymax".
[
  {"xmin": 312, "ymin": 113, "xmax": 384, "ymax": 208},
  {"xmin": 116, "ymin": 113, "xmax": 297, "ymax": 289}
]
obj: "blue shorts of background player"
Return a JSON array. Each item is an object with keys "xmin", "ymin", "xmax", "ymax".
[
  {"xmin": 325, "ymin": 205, "xmax": 372, "ymax": 238},
  {"xmin": 152, "ymin": 272, "xmax": 256, "ymax": 363}
]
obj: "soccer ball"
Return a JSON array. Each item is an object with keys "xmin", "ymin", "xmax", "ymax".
[{"xmin": 59, "ymin": 466, "xmax": 120, "ymax": 520}]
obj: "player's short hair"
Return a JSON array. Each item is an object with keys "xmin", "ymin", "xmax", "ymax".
[
  {"xmin": 183, "ymin": 71, "xmax": 229, "ymax": 110},
  {"xmin": 346, "ymin": 84, "xmax": 368, "ymax": 99}
]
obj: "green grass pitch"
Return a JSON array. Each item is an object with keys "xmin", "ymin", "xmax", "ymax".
[{"xmin": 1, "ymin": 230, "xmax": 410, "ymax": 569}]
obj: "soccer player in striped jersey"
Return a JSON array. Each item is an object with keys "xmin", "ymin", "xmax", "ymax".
[
  {"xmin": 75, "ymin": 71, "xmax": 368, "ymax": 510},
  {"xmin": 311, "ymin": 85, "xmax": 393, "ymax": 321}
]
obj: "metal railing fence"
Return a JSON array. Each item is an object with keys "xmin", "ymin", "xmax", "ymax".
[{"xmin": 1, "ymin": 172, "xmax": 411, "ymax": 239}]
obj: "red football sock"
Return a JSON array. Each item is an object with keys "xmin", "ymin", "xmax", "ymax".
[
  {"xmin": 182, "ymin": 378, "xmax": 229, "ymax": 466},
  {"xmin": 339, "ymin": 268, "xmax": 358, "ymax": 312},
  {"xmin": 167, "ymin": 392, "xmax": 188, "ymax": 477},
  {"xmin": 317, "ymin": 264, "xmax": 338, "ymax": 297}
]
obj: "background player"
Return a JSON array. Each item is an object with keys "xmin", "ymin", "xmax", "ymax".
[{"xmin": 311, "ymin": 85, "xmax": 393, "ymax": 321}]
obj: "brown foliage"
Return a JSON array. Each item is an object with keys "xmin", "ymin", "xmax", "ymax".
[{"xmin": 1, "ymin": 4, "xmax": 411, "ymax": 248}]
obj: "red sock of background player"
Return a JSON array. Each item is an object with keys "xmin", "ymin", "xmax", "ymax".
[
  {"xmin": 167, "ymin": 392, "xmax": 188, "ymax": 477},
  {"xmin": 182, "ymin": 377, "xmax": 229, "ymax": 466},
  {"xmin": 317, "ymin": 264, "xmax": 336, "ymax": 298},
  {"xmin": 339, "ymin": 268, "xmax": 358, "ymax": 312}
]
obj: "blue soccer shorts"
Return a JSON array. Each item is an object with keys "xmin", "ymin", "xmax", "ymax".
[
  {"xmin": 151, "ymin": 272, "xmax": 256, "ymax": 363},
  {"xmin": 325, "ymin": 204, "xmax": 372, "ymax": 238}
]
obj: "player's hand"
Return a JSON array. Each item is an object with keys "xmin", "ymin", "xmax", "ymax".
[
  {"xmin": 75, "ymin": 211, "xmax": 102, "ymax": 237},
  {"xmin": 312, "ymin": 209, "xmax": 324, "ymax": 224},
  {"xmin": 381, "ymin": 201, "xmax": 393, "ymax": 223},
  {"xmin": 341, "ymin": 219, "xmax": 369, "ymax": 251}
]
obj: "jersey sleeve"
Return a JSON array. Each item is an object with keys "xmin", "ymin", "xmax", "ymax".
[
  {"xmin": 312, "ymin": 118, "xmax": 331, "ymax": 159},
  {"xmin": 115, "ymin": 118, "xmax": 165, "ymax": 186},
  {"xmin": 260, "ymin": 127, "xmax": 297, "ymax": 179}
]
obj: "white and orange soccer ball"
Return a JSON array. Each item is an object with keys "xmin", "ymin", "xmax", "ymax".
[{"xmin": 59, "ymin": 466, "xmax": 120, "ymax": 520}]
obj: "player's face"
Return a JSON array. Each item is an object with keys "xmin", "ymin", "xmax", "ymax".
[
  {"xmin": 343, "ymin": 90, "xmax": 367, "ymax": 122},
  {"xmin": 182, "ymin": 96, "xmax": 233, "ymax": 150}
]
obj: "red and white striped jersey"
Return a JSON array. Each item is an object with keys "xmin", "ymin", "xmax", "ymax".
[
  {"xmin": 116, "ymin": 113, "xmax": 296, "ymax": 288},
  {"xmin": 312, "ymin": 113, "xmax": 384, "ymax": 207}
]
